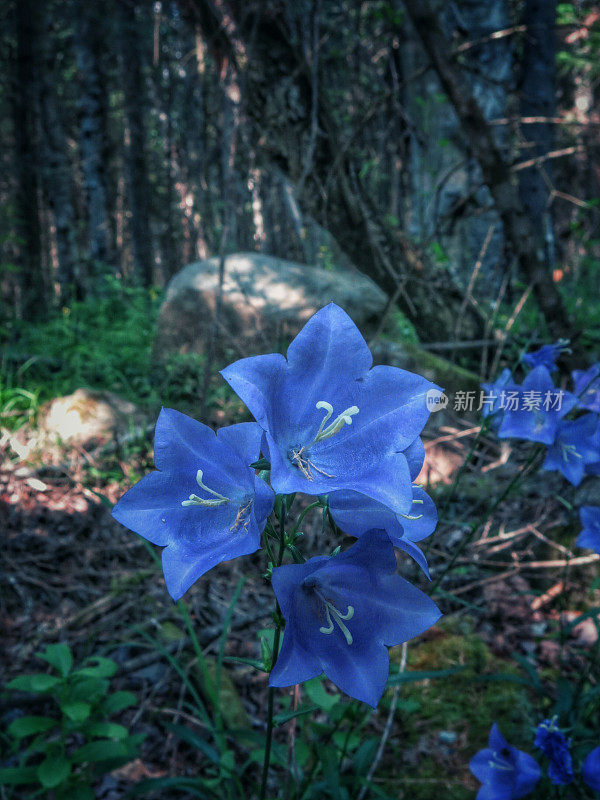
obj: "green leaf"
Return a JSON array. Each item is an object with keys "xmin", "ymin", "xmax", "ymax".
[
  {"xmin": 37, "ymin": 644, "xmax": 73, "ymax": 677},
  {"xmin": 86, "ymin": 722, "xmax": 128, "ymax": 740},
  {"xmin": 68, "ymin": 677, "xmax": 109, "ymax": 703},
  {"xmin": 37, "ymin": 756, "xmax": 71, "ymax": 789},
  {"xmin": 249, "ymin": 457, "xmax": 270, "ymax": 470},
  {"xmin": 77, "ymin": 656, "xmax": 118, "ymax": 678},
  {"xmin": 62, "ymin": 701, "xmax": 91, "ymax": 723},
  {"xmin": 353, "ymin": 738, "xmax": 378, "ymax": 775},
  {"xmin": 0, "ymin": 766, "xmax": 38, "ymax": 786},
  {"xmin": 8, "ymin": 715, "xmax": 56, "ymax": 739},
  {"xmin": 304, "ymin": 677, "xmax": 339, "ymax": 711},
  {"xmin": 164, "ymin": 723, "xmax": 220, "ymax": 764},
  {"xmin": 274, "ymin": 704, "xmax": 319, "ymax": 726},
  {"xmin": 57, "ymin": 783, "xmax": 95, "ymax": 800},
  {"xmin": 71, "ymin": 740, "xmax": 128, "ymax": 764},
  {"xmin": 386, "ymin": 666, "xmax": 467, "ymax": 686},
  {"xmin": 6, "ymin": 674, "xmax": 60, "ymax": 693},
  {"xmin": 223, "ymin": 655, "xmax": 265, "ymax": 671},
  {"xmin": 102, "ymin": 690, "xmax": 138, "ymax": 715}
]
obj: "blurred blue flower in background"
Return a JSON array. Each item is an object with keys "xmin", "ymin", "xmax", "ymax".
[
  {"xmin": 542, "ymin": 413, "xmax": 600, "ymax": 486},
  {"xmin": 112, "ymin": 409, "xmax": 274, "ymax": 600},
  {"xmin": 469, "ymin": 723, "xmax": 541, "ymax": 799},
  {"xmin": 535, "ymin": 718, "xmax": 574, "ymax": 786},
  {"xmin": 576, "ymin": 506, "xmax": 600, "ymax": 554},
  {"xmin": 495, "ymin": 366, "xmax": 576, "ymax": 445},
  {"xmin": 572, "ymin": 363, "xmax": 600, "ymax": 412},
  {"xmin": 269, "ymin": 529, "xmax": 441, "ymax": 707},
  {"xmin": 481, "ymin": 368, "xmax": 519, "ymax": 430},
  {"xmin": 221, "ymin": 303, "xmax": 438, "ymax": 515},
  {"xmin": 522, "ymin": 340, "xmax": 570, "ymax": 372},
  {"xmin": 582, "ymin": 745, "xmax": 600, "ymax": 792}
]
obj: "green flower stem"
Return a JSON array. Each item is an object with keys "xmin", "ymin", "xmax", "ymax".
[
  {"xmin": 291, "ymin": 500, "xmax": 322, "ymax": 536},
  {"xmin": 259, "ymin": 500, "xmax": 288, "ymax": 800}
]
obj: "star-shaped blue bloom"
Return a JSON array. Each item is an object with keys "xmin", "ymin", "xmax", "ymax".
[
  {"xmin": 542, "ymin": 414, "xmax": 600, "ymax": 486},
  {"xmin": 470, "ymin": 723, "xmax": 541, "ymax": 800},
  {"xmin": 572, "ymin": 363, "xmax": 600, "ymax": 413},
  {"xmin": 522, "ymin": 340, "xmax": 569, "ymax": 373},
  {"xmin": 269, "ymin": 529, "xmax": 441, "ymax": 707},
  {"xmin": 221, "ymin": 304, "xmax": 438, "ymax": 515},
  {"xmin": 112, "ymin": 409, "xmax": 274, "ymax": 600},
  {"xmin": 496, "ymin": 366, "xmax": 576, "ymax": 445},
  {"xmin": 534, "ymin": 718, "xmax": 574, "ymax": 786},
  {"xmin": 582, "ymin": 745, "xmax": 600, "ymax": 792},
  {"xmin": 328, "ymin": 438, "xmax": 436, "ymax": 576},
  {"xmin": 576, "ymin": 506, "xmax": 600, "ymax": 554}
]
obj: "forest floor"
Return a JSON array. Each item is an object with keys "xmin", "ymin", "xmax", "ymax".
[{"xmin": 2, "ymin": 420, "xmax": 599, "ymax": 799}]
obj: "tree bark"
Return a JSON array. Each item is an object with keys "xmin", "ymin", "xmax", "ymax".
[
  {"xmin": 13, "ymin": 0, "xmax": 45, "ymax": 319},
  {"xmin": 402, "ymin": 0, "xmax": 572, "ymax": 339},
  {"xmin": 518, "ymin": 0, "xmax": 557, "ymax": 273},
  {"xmin": 74, "ymin": 2, "xmax": 112, "ymax": 278},
  {"xmin": 39, "ymin": 12, "xmax": 81, "ymax": 302},
  {"xmin": 118, "ymin": 0, "xmax": 154, "ymax": 286},
  {"xmin": 178, "ymin": 0, "xmax": 485, "ymax": 341}
]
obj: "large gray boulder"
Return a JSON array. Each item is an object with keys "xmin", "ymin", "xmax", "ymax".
[{"xmin": 154, "ymin": 253, "xmax": 387, "ymax": 362}]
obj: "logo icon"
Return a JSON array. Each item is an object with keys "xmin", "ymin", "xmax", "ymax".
[{"xmin": 426, "ymin": 389, "xmax": 448, "ymax": 413}]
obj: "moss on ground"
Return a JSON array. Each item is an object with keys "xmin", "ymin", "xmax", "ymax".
[{"xmin": 379, "ymin": 617, "xmax": 536, "ymax": 799}]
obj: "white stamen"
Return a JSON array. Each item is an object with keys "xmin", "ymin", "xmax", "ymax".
[
  {"xmin": 313, "ymin": 401, "xmax": 359, "ymax": 443},
  {"xmin": 561, "ymin": 443, "xmax": 581, "ymax": 462},
  {"xmin": 317, "ymin": 596, "xmax": 354, "ymax": 645},
  {"xmin": 181, "ymin": 469, "xmax": 230, "ymax": 508}
]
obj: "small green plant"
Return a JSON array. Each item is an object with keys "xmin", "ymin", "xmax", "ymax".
[{"xmin": 0, "ymin": 644, "xmax": 142, "ymax": 799}]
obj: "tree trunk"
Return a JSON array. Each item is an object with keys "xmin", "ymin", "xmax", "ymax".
[
  {"xmin": 13, "ymin": 0, "xmax": 45, "ymax": 319},
  {"xmin": 178, "ymin": 0, "xmax": 486, "ymax": 341},
  {"xmin": 518, "ymin": 0, "xmax": 557, "ymax": 273},
  {"xmin": 74, "ymin": 2, "xmax": 112, "ymax": 279},
  {"xmin": 118, "ymin": 0, "xmax": 154, "ymax": 286},
  {"xmin": 39, "ymin": 12, "xmax": 81, "ymax": 302},
  {"xmin": 402, "ymin": 0, "xmax": 572, "ymax": 340}
]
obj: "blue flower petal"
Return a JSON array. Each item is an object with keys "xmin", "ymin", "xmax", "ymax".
[
  {"xmin": 222, "ymin": 304, "xmax": 437, "ymax": 512},
  {"xmin": 216, "ymin": 421, "xmax": 263, "ymax": 466},
  {"xmin": 112, "ymin": 471, "xmax": 201, "ymax": 546},
  {"xmin": 112, "ymin": 413, "xmax": 271, "ymax": 599},
  {"xmin": 269, "ymin": 617, "xmax": 322, "ymax": 687},
  {"xmin": 582, "ymin": 745, "xmax": 600, "ymax": 792},
  {"xmin": 269, "ymin": 530, "xmax": 440, "ymax": 706},
  {"xmin": 220, "ymin": 353, "xmax": 287, "ymax": 432}
]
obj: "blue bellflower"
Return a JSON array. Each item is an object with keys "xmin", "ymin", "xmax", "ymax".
[
  {"xmin": 481, "ymin": 368, "xmax": 519, "ymax": 430},
  {"xmin": 269, "ymin": 529, "xmax": 441, "ymax": 707},
  {"xmin": 496, "ymin": 366, "xmax": 576, "ymax": 445},
  {"xmin": 576, "ymin": 506, "xmax": 600, "ymax": 554},
  {"xmin": 221, "ymin": 304, "xmax": 438, "ymax": 515},
  {"xmin": 534, "ymin": 718, "xmax": 574, "ymax": 786},
  {"xmin": 112, "ymin": 409, "xmax": 274, "ymax": 600},
  {"xmin": 542, "ymin": 413, "xmax": 600, "ymax": 486},
  {"xmin": 582, "ymin": 745, "xmax": 600, "ymax": 792},
  {"xmin": 328, "ymin": 438, "xmax": 436, "ymax": 576},
  {"xmin": 522, "ymin": 340, "xmax": 569, "ymax": 373},
  {"xmin": 469, "ymin": 723, "xmax": 541, "ymax": 800},
  {"xmin": 572, "ymin": 363, "xmax": 600, "ymax": 413}
]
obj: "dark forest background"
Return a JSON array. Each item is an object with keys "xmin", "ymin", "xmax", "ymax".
[{"xmin": 2, "ymin": 0, "xmax": 599, "ymax": 344}]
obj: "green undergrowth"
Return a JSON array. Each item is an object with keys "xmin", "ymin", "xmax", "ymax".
[
  {"xmin": 0, "ymin": 278, "xmax": 237, "ymax": 432},
  {"xmin": 381, "ymin": 617, "xmax": 535, "ymax": 800}
]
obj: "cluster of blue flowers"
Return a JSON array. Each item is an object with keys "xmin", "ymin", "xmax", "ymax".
[
  {"xmin": 112, "ymin": 304, "xmax": 442, "ymax": 707},
  {"xmin": 471, "ymin": 719, "xmax": 600, "ymax": 798},
  {"xmin": 483, "ymin": 342, "xmax": 600, "ymax": 555}
]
